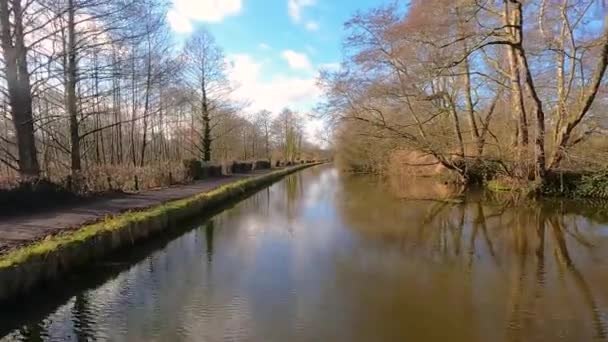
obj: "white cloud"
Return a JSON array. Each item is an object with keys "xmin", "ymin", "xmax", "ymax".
[
  {"xmin": 258, "ymin": 43, "xmax": 271, "ymax": 50},
  {"xmin": 281, "ymin": 50, "xmax": 313, "ymax": 70},
  {"xmin": 305, "ymin": 21, "xmax": 320, "ymax": 31},
  {"xmin": 229, "ymin": 54, "xmax": 261, "ymax": 85},
  {"xmin": 304, "ymin": 117, "xmax": 327, "ymax": 147},
  {"xmin": 167, "ymin": 0, "xmax": 242, "ymax": 32},
  {"xmin": 288, "ymin": 0, "xmax": 315, "ymax": 23},
  {"xmin": 227, "ymin": 54, "xmax": 321, "ymax": 113},
  {"xmin": 167, "ymin": 9, "xmax": 193, "ymax": 33}
]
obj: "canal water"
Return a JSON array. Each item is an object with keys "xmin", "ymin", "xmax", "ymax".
[{"xmin": 2, "ymin": 165, "xmax": 608, "ymax": 341}]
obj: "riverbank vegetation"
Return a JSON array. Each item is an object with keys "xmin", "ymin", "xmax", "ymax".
[
  {"xmin": 319, "ymin": 0, "xmax": 608, "ymax": 197},
  {"xmin": 0, "ymin": 0, "xmax": 327, "ymax": 197}
]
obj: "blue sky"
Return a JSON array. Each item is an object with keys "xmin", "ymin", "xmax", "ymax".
[{"xmin": 166, "ymin": 0, "xmax": 387, "ymax": 119}]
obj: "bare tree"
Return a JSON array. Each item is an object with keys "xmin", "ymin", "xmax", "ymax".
[
  {"xmin": 322, "ymin": 0, "xmax": 608, "ymax": 185},
  {"xmin": 183, "ymin": 28, "xmax": 230, "ymax": 162}
]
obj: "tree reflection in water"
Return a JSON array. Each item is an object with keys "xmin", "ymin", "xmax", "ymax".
[{"xmin": 338, "ymin": 173, "xmax": 608, "ymax": 341}]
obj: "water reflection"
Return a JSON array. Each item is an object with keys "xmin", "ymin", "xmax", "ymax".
[
  {"xmin": 1, "ymin": 166, "xmax": 608, "ymax": 341},
  {"xmin": 387, "ymin": 174, "xmax": 464, "ymax": 200},
  {"xmin": 205, "ymin": 220, "xmax": 215, "ymax": 263},
  {"xmin": 340, "ymin": 173, "xmax": 608, "ymax": 341}
]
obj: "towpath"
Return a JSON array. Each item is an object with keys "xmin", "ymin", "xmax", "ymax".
[{"xmin": 0, "ymin": 170, "xmax": 274, "ymax": 256}]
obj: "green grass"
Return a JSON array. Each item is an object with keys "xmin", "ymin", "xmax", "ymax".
[{"xmin": 0, "ymin": 164, "xmax": 316, "ymax": 269}]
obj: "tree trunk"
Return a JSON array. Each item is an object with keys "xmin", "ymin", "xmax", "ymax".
[
  {"xmin": 503, "ymin": 0, "xmax": 529, "ymax": 148},
  {"xmin": 140, "ymin": 37, "xmax": 153, "ymax": 167},
  {"xmin": 457, "ymin": 9, "xmax": 481, "ymax": 156},
  {"xmin": 0, "ymin": 0, "xmax": 41, "ymax": 178},
  {"xmin": 251, "ymin": 123, "xmax": 256, "ymax": 159},
  {"xmin": 448, "ymin": 96, "xmax": 466, "ymax": 161},
  {"xmin": 130, "ymin": 49, "xmax": 137, "ymax": 167},
  {"xmin": 463, "ymin": 54, "xmax": 481, "ymax": 155},
  {"xmin": 509, "ymin": 1, "xmax": 547, "ymax": 181},
  {"xmin": 518, "ymin": 51, "xmax": 547, "ymax": 181},
  {"xmin": 265, "ymin": 125, "xmax": 270, "ymax": 162},
  {"xmin": 201, "ymin": 81, "xmax": 212, "ymax": 162},
  {"xmin": 66, "ymin": 0, "xmax": 81, "ymax": 173}
]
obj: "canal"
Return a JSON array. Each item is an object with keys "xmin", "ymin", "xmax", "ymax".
[{"xmin": 2, "ymin": 164, "xmax": 608, "ymax": 341}]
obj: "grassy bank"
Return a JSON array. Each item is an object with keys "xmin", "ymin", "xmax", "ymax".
[
  {"xmin": 540, "ymin": 170, "xmax": 608, "ymax": 199},
  {"xmin": 0, "ymin": 163, "xmax": 320, "ymax": 302},
  {"xmin": 484, "ymin": 169, "xmax": 608, "ymax": 199}
]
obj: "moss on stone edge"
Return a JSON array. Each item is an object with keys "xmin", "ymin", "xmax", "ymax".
[{"xmin": 0, "ymin": 164, "xmax": 317, "ymax": 270}]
